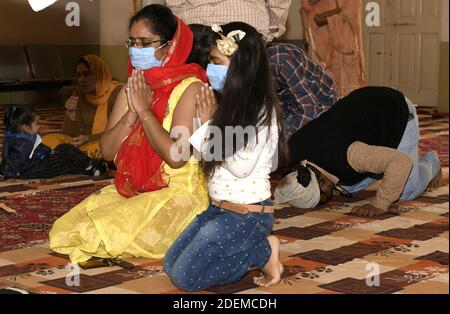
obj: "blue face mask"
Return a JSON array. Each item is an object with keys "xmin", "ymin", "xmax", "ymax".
[
  {"xmin": 129, "ymin": 43, "xmax": 167, "ymax": 70},
  {"xmin": 206, "ymin": 64, "xmax": 229, "ymax": 92}
]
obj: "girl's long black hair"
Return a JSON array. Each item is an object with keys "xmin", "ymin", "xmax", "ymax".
[
  {"xmin": 3, "ymin": 106, "xmax": 36, "ymax": 131},
  {"xmin": 201, "ymin": 22, "xmax": 288, "ymax": 177}
]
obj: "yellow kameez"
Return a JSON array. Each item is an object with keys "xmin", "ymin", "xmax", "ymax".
[{"xmin": 49, "ymin": 77, "xmax": 209, "ymax": 263}]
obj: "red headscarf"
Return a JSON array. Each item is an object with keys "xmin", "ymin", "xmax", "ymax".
[{"xmin": 114, "ymin": 18, "xmax": 208, "ymax": 198}]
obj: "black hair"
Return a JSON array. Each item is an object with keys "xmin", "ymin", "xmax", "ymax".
[
  {"xmin": 296, "ymin": 164, "xmax": 312, "ymax": 187},
  {"xmin": 3, "ymin": 106, "xmax": 37, "ymax": 131},
  {"xmin": 129, "ymin": 4, "xmax": 177, "ymax": 44},
  {"xmin": 187, "ymin": 24, "xmax": 215, "ymax": 68},
  {"xmin": 75, "ymin": 57, "xmax": 91, "ymax": 70},
  {"xmin": 201, "ymin": 22, "xmax": 288, "ymax": 177},
  {"xmin": 307, "ymin": 164, "xmax": 334, "ymax": 205}
]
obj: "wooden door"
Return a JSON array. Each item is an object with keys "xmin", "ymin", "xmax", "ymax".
[{"xmin": 363, "ymin": 0, "xmax": 442, "ymax": 106}]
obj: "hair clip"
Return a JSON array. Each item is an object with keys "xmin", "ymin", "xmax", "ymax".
[{"xmin": 211, "ymin": 24, "xmax": 246, "ymax": 57}]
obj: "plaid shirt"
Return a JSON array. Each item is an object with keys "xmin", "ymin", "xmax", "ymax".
[
  {"xmin": 268, "ymin": 43, "xmax": 337, "ymax": 138},
  {"xmin": 166, "ymin": 0, "xmax": 291, "ymax": 42}
]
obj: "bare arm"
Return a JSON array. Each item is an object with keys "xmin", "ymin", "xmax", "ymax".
[{"xmin": 99, "ymin": 86, "xmax": 138, "ymax": 161}]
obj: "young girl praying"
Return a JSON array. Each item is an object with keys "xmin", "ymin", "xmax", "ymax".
[{"xmin": 164, "ymin": 22, "xmax": 287, "ymax": 291}]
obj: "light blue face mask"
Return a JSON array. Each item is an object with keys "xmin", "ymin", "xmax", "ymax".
[
  {"xmin": 206, "ymin": 63, "xmax": 229, "ymax": 92},
  {"xmin": 129, "ymin": 43, "xmax": 168, "ymax": 70}
]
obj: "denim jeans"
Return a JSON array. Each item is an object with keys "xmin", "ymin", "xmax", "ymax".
[
  {"xmin": 164, "ymin": 202, "xmax": 274, "ymax": 292},
  {"xmin": 343, "ymin": 97, "xmax": 441, "ymax": 200}
]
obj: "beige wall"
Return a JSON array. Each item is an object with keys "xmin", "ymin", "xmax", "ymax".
[
  {"xmin": 281, "ymin": 0, "xmax": 304, "ymax": 40},
  {"xmin": 442, "ymin": 0, "xmax": 449, "ymax": 42},
  {"xmin": 99, "ymin": 0, "xmax": 132, "ymax": 82},
  {"xmin": 100, "ymin": 0, "xmax": 131, "ymax": 45},
  {"xmin": 146, "ymin": 0, "xmax": 165, "ymax": 5}
]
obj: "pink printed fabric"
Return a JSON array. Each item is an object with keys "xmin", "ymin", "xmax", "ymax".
[{"xmin": 300, "ymin": 0, "xmax": 367, "ymax": 97}]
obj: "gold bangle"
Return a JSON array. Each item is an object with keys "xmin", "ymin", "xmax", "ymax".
[{"xmin": 121, "ymin": 119, "xmax": 134, "ymax": 128}]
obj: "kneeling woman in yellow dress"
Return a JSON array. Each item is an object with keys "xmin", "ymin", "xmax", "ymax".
[
  {"xmin": 42, "ymin": 55, "xmax": 123, "ymax": 160},
  {"xmin": 49, "ymin": 4, "xmax": 210, "ymax": 264}
]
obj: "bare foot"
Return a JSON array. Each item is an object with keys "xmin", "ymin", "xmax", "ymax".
[{"xmin": 253, "ymin": 235, "xmax": 283, "ymax": 287}]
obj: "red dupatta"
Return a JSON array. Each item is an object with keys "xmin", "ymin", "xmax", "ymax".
[{"xmin": 114, "ymin": 18, "xmax": 208, "ymax": 198}]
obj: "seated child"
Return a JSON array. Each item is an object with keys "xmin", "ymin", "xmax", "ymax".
[{"xmin": 0, "ymin": 106, "xmax": 107, "ymax": 179}]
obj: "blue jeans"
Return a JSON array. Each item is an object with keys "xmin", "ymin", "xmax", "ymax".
[
  {"xmin": 343, "ymin": 97, "xmax": 441, "ymax": 200},
  {"xmin": 164, "ymin": 203, "xmax": 274, "ymax": 292}
]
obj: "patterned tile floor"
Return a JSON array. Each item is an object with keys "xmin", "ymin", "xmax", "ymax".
[{"xmin": 0, "ymin": 104, "xmax": 448, "ymax": 294}]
